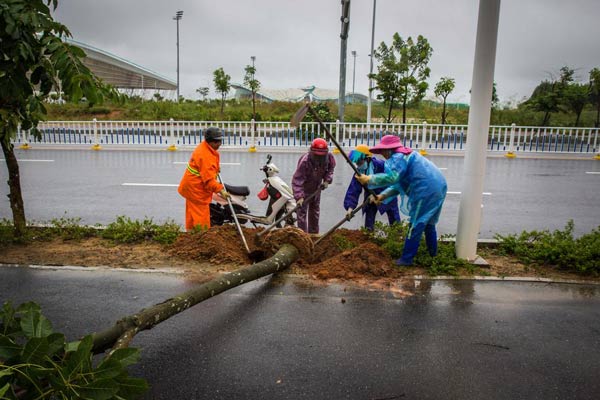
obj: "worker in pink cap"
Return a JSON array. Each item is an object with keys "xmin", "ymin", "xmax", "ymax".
[{"xmin": 356, "ymin": 135, "xmax": 447, "ymax": 266}]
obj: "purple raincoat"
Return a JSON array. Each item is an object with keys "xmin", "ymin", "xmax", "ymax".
[{"xmin": 292, "ymin": 152, "xmax": 336, "ymax": 233}]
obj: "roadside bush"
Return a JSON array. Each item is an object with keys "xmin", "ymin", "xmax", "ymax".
[
  {"xmin": 0, "ymin": 301, "xmax": 147, "ymax": 399},
  {"xmin": 0, "ymin": 219, "xmax": 14, "ymax": 245},
  {"xmin": 367, "ymin": 222, "xmax": 468, "ymax": 275},
  {"xmin": 101, "ymin": 216, "xmax": 181, "ymax": 244},
  {"xmin": 47, "ymin": 215, "xmax": 98, "ymax": 241},
  {"xmin": 495, "ymin": 221, "xmax": 600, "ymax": 275}
]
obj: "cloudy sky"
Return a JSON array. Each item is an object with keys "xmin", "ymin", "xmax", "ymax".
[{"xmin": 52, "ymin": 0, "xmax": 600, "ymax": 105}]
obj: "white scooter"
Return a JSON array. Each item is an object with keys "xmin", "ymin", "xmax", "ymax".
[{"xmin": 209, "ymin": 154, "xmax": 297, "ymax": 227}]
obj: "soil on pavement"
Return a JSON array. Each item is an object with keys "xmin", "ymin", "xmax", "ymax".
[{"xmin": 1, "ymin": 225, "xmax": 596, "ymax": 289}]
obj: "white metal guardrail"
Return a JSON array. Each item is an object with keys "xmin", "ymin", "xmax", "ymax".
[{"xmin": 12, "ymin": 119, "xmax": 600, "ymax": 155}]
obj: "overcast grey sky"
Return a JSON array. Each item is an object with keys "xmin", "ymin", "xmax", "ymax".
[{"xmin": 53, "ymin": 0, "xmax": 600, "ymax": 105}]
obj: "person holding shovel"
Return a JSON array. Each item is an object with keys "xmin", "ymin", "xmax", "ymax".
[
  {"xmin": 344, "ymin": 144, "xmax": 400, "ymax": 230},
  {"xmin": 178, "ymin": 127, "xmax": 230, "ymax": 231},
  {"xmin": 355, "ymin": 135, "xmax": 447, "ymax": 266},
  {"xmin": 292, "ymin": 138, "xmax": 336, "ymax": 233}
]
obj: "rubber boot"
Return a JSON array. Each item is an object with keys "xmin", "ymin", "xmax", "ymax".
[
  {"xmin": 425, "ymin": 224, "xmax": 438, "ymax": 257},
  {"xmin": 395, "ymin": 234, "xmax": 421, "ymax": 266}
]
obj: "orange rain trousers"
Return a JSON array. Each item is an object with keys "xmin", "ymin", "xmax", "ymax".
[{"xmin": 177, "ymin": 140, "xmax": 223, "ymax": 231}]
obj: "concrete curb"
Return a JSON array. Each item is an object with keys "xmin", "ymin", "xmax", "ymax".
[{"xmin": 2, "ymin": 264, "xmax": 598, "ymax": 286}]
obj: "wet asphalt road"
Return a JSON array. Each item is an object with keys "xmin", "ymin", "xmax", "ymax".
[
  {"xmin": 1, "ymin": 265, "xmax": 599, "ymax": 399},
  {"xmin": 1, "ymin": 147, "xmax": 599, "ymax": 238}
]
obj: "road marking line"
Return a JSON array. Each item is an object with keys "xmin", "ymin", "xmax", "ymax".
[
  {"xmin": 586, "ymin": 171, "xmax": 600, "ymax": 174},
  {"xmin": 173, "ymin": 161, "xmax": 240, "ymax": 166},
  {"xmin": 439, "ymin": 167, "xmax": 448, "ymax": 170},
  {"xmin": 0, "ymin": 159, "xmax": 54, "ymax": 162},
  {"xmin": 448, "ymin": 191, "xmax": 492, "ymax": 196},
  {"xmin": 122, "ymin": 183, "xmax": 178, "ymax": 187}
]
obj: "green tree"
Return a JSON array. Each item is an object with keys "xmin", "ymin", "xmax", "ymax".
[
  {"xmin": 525, "ymin": 66, "xmax": 573, "ymax": 126},
  {"xmin": 589, "ymin": 68, "xmax": 600, "ymax": 128},
  {"xmin": 196, "ymin": 86, "xmax": 209, "ymax": 101},
  {"xmin": 563, "ymin": 82, "xmax": 589, "ymax": 126},
  {"xmin": 434, "ymin": 77, "xmax": 455, "ymax": 125},
  {"xmin": 0, "ymin": 0, "xmax": 117, "ymax": 237},
  {"xmin": 370, "ymin": 33, "xmax": 433, "ymax": 123},
  {"xmin": 244, "ymin": 63, "xmax": 261, "ymax": 120},
  {"xmin": 213, "ymin": 67, "xmax": 231, "ymax": 115}
]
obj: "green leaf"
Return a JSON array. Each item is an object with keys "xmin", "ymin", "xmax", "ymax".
[
  {"xmin": 65, "ymin": 340, "xmax": 80, "ymax": 353},
  {"xmin": 116, "ymin": 376, "xmax": 149, "ymax": 398},
  {"xmin": 94, "ymin": 358, "xmax": 123, "ymax": 380},
  {"xmin": 76, "ymin": 378, "xmax": 119, "ymax": 400},
  {"xmin": 62, "ymin": 335, "xmax": 93, "ymax": 377},
  {"xmin": 47, "ymin": 332, "xmax": 65, "ymax": 356},
  {"xmin": 0, "ymin": 383, "xmax": 11, "ymax": 397},
  {"xmin": 0, "ymin": 335, "xmax": 22, "ymax": 359},
  {"xmin": 19, "ymin": 307, "xmax": 53, "ymax": 338},
  {"xmin": 22, "ymin": 337, "xmax": 49, "ymax": 365},
  {"xmin": 0, "ymin": 369, "xmax": 13, "ymax": 378},
  {"xmin": 107, "ymin": 348, "xmax": 140, "ymax": 367}
]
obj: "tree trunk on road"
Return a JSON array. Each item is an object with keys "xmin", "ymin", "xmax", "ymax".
[
  {"xmin": 1, "ymin": 140, "xmax": 26, "ymax": 237},
  {"xmin": 92, "ymin": 243, "xmax": 299, "ymax": 354}
]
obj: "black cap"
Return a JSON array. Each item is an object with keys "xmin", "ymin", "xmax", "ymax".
[{"xmin": 204, "ymin": 127, "xmax": 223, "ymax": 142}]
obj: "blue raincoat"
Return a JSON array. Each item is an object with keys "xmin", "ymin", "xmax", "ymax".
[
  {"xmin": 344, "ymin": 157, "xmax": 400, "ymax": 229},
  {"xmin": 368, "ymin": 151, "xmax": 447, "ymax": 264},
  {"xmin": 369, "ymin": 151, "xmax": 447, "ymax": 227}
]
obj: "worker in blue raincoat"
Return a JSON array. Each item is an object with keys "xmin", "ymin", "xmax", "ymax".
[
  {"xmin": 356, "ymin": 135, "xmax": 447, "ymax": 266},
  {"xmin": 344, "ymin": 144, "xmax": 400, "ymax": 230}
]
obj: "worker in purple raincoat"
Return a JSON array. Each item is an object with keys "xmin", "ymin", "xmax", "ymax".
[
  {"xmin": 292, "ymin": 138, "xmax": 336, "ymax": 233},
  {"xmin": 344, "ymin": 144, "xmax": 400, "ymax": 230}
]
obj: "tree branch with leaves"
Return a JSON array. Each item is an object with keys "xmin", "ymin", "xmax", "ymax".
[
  {"xmin": 213, "ymin": 67, "xmax": 231, "ymax": 116},
  {"xmin": 369, "ymin": 33, "xmax": 432, "ymax": 123},
  {"xmin": 244, "ymin": 64, "xmax": 260, "ymax": 120},
  {"xmin": 0, "ymin": 0, "xmax": 120, "ymax": 237},
  {"xmin": 434, "ymin": 77, "xmax": 455, "ymax": 125}
]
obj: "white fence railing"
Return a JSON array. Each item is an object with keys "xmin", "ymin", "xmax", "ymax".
[{"xmin": 12, "ymin": 119, "xmax": 600, "ymax": 154}]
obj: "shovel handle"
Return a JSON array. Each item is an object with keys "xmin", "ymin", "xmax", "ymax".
[
  {"xmin": 305, "ymin": 107, "xmax": 378, "ymax": 199},
  {"xmin": 218, "ymin": 174, "xmax": 251, "ymax": 254},
  {"xmin": 313, "ymin": 197, "xmax": 371, "ymax": 246},
  {"xmin": 256, "ymin": 187, "xmax": 321, "ymax": 238}
]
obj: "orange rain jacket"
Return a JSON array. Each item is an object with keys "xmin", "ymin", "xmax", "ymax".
[{"xmin": 178, "ymin": 140, "xmax": 224, "ymax": 230}]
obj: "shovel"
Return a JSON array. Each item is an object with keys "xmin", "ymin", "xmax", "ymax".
[
  {"xmin": 292, "ymin": 99, "xmax": 381, "ymax": 243},
  {"xmin": 314, "ymin": 196, "xmax": 372, "ymax": 246},
  {"xmin": 218, "ymin": 174, "xmax": 265, "ymax": 262},
  {"xmin": 254, "ymin": 187, "xmax": 321, "ymax": 242}
]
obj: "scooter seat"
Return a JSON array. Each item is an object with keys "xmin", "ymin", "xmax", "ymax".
[{"xmin": 224, "ymin": 183, "xmax": 250, "ymax": 196}]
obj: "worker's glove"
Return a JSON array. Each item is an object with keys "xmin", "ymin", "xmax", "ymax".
[
  {"xmin": 321, "ymin": 181, "xmax": 329, "ymax": 190},
  {"xmin": 219, "ymin": 189, "xmax": 231, "ymax": 200},
  {"xmin": 345, "ymin": 207, "xmax": 354, "ymax": 221},
  {"xmin": 355, "ymin": 174, "xmax": 371, "ymax": 186},
  {"xmin": 369, "ymin": 194, "xmax": 383, "ymax": 206},
  {"xmin": 296, "ymin": 198, "xmax": 304, "ymax": 206}
]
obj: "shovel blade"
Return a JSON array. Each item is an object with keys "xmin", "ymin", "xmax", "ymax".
[{"xmin": 290, "ymin": 104, "xmax": 310, "ymax": 128}]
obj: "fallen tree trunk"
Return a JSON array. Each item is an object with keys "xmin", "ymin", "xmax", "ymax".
[{"xmin": 92, "ymin": 243, "xmax": 299, "ymax": 354}]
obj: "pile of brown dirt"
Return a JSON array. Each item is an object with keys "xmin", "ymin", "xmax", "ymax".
[
  {"xmin": 307, "ymin": 242, "xmax": 396, "ymax": 280},
  {"xmin": 300, "ymin": 229, "xmax": 397, "ymax": 281},
  {"xmin": 168, "ymin": 225, "xmax": 263, "ymax": 265},
  {"xmin": 168, "ymin": 225, "xmax": 398, "ymax": 283}
]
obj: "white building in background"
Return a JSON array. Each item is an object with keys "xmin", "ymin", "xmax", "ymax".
[
  {"xmin": 61, "ymin": 38, "xmax": 176, "ymax": 98},
  {"xmin": 231, "ymin": 84, "xmax": 369, "ymax": 104}
]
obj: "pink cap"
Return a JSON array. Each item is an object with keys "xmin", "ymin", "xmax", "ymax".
[{"xmin": 370, "ymin": 135, "xmax": 412, "ymax": 155}]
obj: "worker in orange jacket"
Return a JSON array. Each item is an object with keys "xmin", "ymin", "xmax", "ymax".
[{"xmin": 178, "ymin": 127, "xmax": 230, "ymax": 230}]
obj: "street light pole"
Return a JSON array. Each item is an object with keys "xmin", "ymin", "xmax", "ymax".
[
  {"xmin": 338, "ymin": 0, "xmax": 351, "ymax": 122},
  {"xmin": 367, "ymin": 0, "xmax": 376, "ymax": 124},
  {"xmin": 250, "ymin": 56, "xmax": 256, "ymax": 120},
  {"xmin": 173, "ymin": 10, "xmax": 183, "ymax": 101},
  {"xmin": 351, "ymin": 50, "xmax": 357, "ymax": 104}
]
